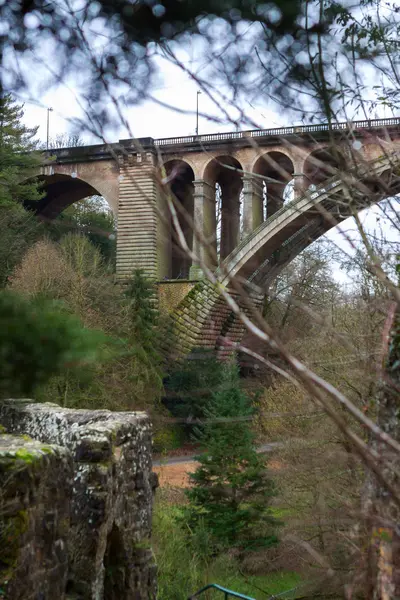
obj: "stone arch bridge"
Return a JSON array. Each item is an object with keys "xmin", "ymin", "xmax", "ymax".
[{"xmin": 35, "ymin": 118, "xmax": 400, "ymax": 358}]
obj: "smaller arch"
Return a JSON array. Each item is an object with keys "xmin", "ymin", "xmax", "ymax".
[
  {"xmin": 303, "ymin": 146, "xmax": 345, "ymax": 187},
  {"xmin": 253, "ymin": 151, "xmax": 295, "ymax": 218},
  {"xmin": 163, "ymin": 159, "xmax": 195, "ymax": 279},
  {"xmin": 203, "ymin": 155, "xmax": 244, "ymax": 261},
  {"xmin": 203, "ymin": 154, "xmax": 243, "ymax": 183},
  {"xmin": 164, "ymin": 154, "xmax": 198, "ymax": 179}
]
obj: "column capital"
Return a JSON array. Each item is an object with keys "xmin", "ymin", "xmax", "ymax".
[
  {"xmin": 193, "ymin": 179, "xmax": 215, "ymax": 201},
  {"xmin": 242, "ymin": 174, "xmax": 263, "ymax": 192}
]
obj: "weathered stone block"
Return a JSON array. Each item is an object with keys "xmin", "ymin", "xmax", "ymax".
[
  {"xmin": 0, "ymin": 434, "xmax": 72, "ymax": 600},
  {"xmin": 0, "ymin": 401, "xmax": 158, "ymax": 600}
]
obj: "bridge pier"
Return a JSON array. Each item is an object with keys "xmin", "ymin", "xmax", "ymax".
[
  {"xmin": 189, "ymin": 180, "xmax": 217, "ymax": 279},
  {"xmin": 116, "ymin": 148, "xmax": 167, "ymax": 280},
  {"xmin": 242, "ymin": 175, "xmax": 263, "ymax": 237}
]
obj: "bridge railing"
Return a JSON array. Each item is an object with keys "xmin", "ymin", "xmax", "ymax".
[
  {"xmin": 154, "ymin": 117, "xmax": 400, "ymax": 147},
  {"xmin": 188, "ymin": 583, "xmax": 256, "ymax": 600}
]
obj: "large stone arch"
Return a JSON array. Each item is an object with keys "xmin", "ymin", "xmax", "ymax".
[
  {"xmin": 167, "ymin": 152, "xmax": 400, "ymax": 360},
  {"xmin": 162, "ymin": 159, "xmax": 195, "ymax": 279},
  {"xmin": 30, "ymin": 172, "xmax": 116, "ymax": 219}
]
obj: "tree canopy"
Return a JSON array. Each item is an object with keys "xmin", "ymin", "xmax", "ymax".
[{"xmin": 0, "ymin": 94, "xmax": 42, "ymax": 208}]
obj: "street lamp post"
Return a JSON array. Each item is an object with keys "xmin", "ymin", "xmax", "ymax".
[
  {"xmin": 46, "ymin": 107, "xmax": 53, "ymax": 151},
  {"xmin": 195, "ymin": 91, "xmax": 201, "ymax": 136}
]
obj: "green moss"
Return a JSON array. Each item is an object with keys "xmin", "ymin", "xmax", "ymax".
[
  {"xmin": 41, "ymin": 445, "xmax": 53, "ymax": 455},
  {"xmin": 14, "ymin": 448, "xmax": 39, "ymax": 464},
  {"xmin": 133, "ymin": 539, "xmax": 151, "ymax": 550},
  {"xmin": 0, "ymin": 510, "xmax": 29, "ymax": 587},
  {"xmin": 0, "ymin": 426, "xmax": 6, "ymax": 434}
]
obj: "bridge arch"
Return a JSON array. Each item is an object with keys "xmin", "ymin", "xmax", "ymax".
[
  {"xmin": 29, "ymin": 173, "xmax": 116, "ymax": 219},
  {"xmin": 252, "ymin": 151, "xmax": 295, "ymax": 217},
  {"xmin": 168, "ymin": 153, "xmax": 400, "ymax": 360},
  {"xmin": 303, "ymin": 146, "xmax": 346, "ymax": 188},
  {"xmin": 163, "ymin": 159, "xmax": 195, "ymax": 279},
  {"xmin": 203, "ymin": 155, "xmax": 244, "ymax": 261}
]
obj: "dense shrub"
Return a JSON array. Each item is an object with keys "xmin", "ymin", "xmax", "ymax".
[{"xmin": 0, "ymin": 290, "xmax": 105, "ymax": 399}]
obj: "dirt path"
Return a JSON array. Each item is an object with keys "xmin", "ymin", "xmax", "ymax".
[{"xmin": 153, "ymin": 442, "xmax": 285, "ymax": 488}]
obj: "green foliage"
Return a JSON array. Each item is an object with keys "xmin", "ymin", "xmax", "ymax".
[
  {"xmin": 0, "ymin": 290, "xmax": 105, "ymax": 399},
  {"xmin": 0, "ymin": 95, "xmax": 45, "ymax": 287},
  {"xmin": 0, "ymin": 206, "xmax": 44, "ymax": 288},
  {"xmin": 164, "ymin": 349, "xmax": 223, "ymax": 437},
  {"xmin": 152, "ymin": 423, "xmax": 184, "ymax": 454},
  {"xmin": 56, "ymin": 196, "xmax": 116, "ymax": 265},
  {"xmin": 0, "ymin": 94, "xmax": 43, "ymax": 209},
  {"xmin": 122, "ymin": 269, "xmax": 164, "ymax": 406},
  {"xmin": 184, "ymin": 363, "xmax": 279, "ymax": 553},
  {"xmin": 154, "ymin": 496, "xmax": 299, "ymax": 600},
  {"xmin": 125, "ymin": 269, "xmax": 159, "ymax": 349}
]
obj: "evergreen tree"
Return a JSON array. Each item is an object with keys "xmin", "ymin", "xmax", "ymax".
[
  {"xmin": 185, "ymin": 363, "xmax": 279, "ymax": 553},
  {"xmin": 164, "ymin": 349, "xmax": 224, "ymax": 439},
  {"xmin": 0, "ymin": 94, "xmax": 43, "ymax": 208},
  {"xmin": 124, "ymin": 269, "xmax": 164, "ymax": 406},
  {"xmin": 0, "ymin": 290, "xmax": 105, "ymax": 399}
]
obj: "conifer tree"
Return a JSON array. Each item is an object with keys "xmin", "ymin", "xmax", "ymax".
[
  {"xmin": 0, "ymin": 94, "xmax": 43, "ymax": 208},
  {"xmin": 0, "ymin": 290, "xmax": 105, "ymax": 399},
  {"xmin": 124, "ymin": 269, "xmax": 164, "ymax": 406},
  {"xmin": 185, "ymin": 363, "xmax": 279, "ymax": 553}
]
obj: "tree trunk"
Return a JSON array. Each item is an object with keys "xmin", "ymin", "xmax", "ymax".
[{"xmin": 364, "ymin": 304, "xmax": 400, "ymax": 599}]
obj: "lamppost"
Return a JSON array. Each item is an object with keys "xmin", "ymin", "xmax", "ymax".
[
  {"xmin": 46, "ymin": 107, "xmax": 53, "ymax": 151},
  {"xmin": 195, "ymin": 91, "xmax": 201, "ymax": 136}
]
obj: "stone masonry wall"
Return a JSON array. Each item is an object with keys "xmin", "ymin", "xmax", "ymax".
[
  {"xmin": 0, "ymin": 434, "xmax": 72, "ymax": 600},
  {"xmin": 163, "ymin": 278, "xmax": 264, "ymax": 362},
  {"xmin": 0, "ymin": 401, "xmax": 158, "ymax": 600}
]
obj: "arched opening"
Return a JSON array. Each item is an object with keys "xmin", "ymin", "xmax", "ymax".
[
  {"xmin": 253, "ymin": 152, "xmax": 294, "ymax": 219},
  {"xmin": 204, "ymin": 156, "xmax": 243, "ymax": 261},
  {"xmin": 303, "ymin": 147, "xmax": 344, "ymax": 188},
  {"xmin": 163, "ymin": 160, "xmax": 195, "ymax": 279},
  {"xmin": 24, "ymin": 174, "xmax": 116, "ymax": 264},
  {"xmin": 103, "ymin": 524, "xmax": 126, "ymax": 599},
  {"xmin": 26, "ymin": 174, "xmax": 115, "ymax": 219}
]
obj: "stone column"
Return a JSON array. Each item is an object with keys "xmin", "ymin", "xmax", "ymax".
[
  {"xmin": 220, "ymin": 178, "xmax": 242, "ymax": 260},
  {"xmin": 293, "ymin": 172, "xmax": 308, "ymax": 200},
  {"xmin": 242, "ymin": 175, "xmax": 263, "ymax": 237},
  {"xmin": 189, "ymin": 180, "xmax": 217, "ymax": 279}
]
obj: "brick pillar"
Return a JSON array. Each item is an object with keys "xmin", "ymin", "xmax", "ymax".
[
  {"xmin": 189, "ymin": 180, "xmax": 216, "ymax": 279},
  {"xmin": 116, "ymin": 145, "xmax": 170, "ymax": 280},
  {"xmin": 242, "ymin": 175, "xmax": 263, "ymax": 237}
]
